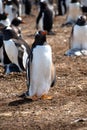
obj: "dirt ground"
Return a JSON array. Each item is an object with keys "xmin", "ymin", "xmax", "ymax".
[{"xmin": 0, "ymin": 6, "xmax": 87, "ymax": 130}]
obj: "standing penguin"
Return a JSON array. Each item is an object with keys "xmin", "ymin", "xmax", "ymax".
[
  {"xmin": 62, "ymin": 0, "xmax": 82, "ymax": 26},
  {"xmin": 0, "ymin": 25, "xmax": 30, "ymax": 74},
  {"xmin": 36, "ymin": 1, "xmax": 54, "ymax": 35},
  {"xmin": 4, "ymin": 0, "xmax": 18, "ymax": 22},
  {"xmin": 65, "ymin": 15, "xmax": 87, "ymax": 56},
  {"xmin": 21, "ymin": 30, "xmax": 56, "ymax": 100}
]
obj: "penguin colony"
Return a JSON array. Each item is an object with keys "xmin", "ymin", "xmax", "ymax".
[{"xmin": 0, "ymin": 0, "xmax": 87, "ymax": 100}]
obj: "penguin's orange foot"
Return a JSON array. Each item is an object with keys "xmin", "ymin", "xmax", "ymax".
[
  {"xmin": 41, "ymin": 94, "xmax": 53, "ymax": 100},
  {"xmin": 31, "ymin": 95, "xmax": 38, "ymax": 101}
]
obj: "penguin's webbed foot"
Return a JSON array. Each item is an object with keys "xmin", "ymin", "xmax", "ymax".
[
  {"xmin": 41, "ymin": 94, "xmax": 53, "ymax": 100},
  {"xmin": 31, "ymin": 95, "xmax": 38, "ymax": 101}
]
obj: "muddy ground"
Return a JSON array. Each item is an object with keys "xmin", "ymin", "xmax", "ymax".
[{"xmin": 0, "ymin": 6, "xmax": 87, "ymax": 130}]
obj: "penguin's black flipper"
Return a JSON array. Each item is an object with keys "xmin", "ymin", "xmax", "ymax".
[{"xmin": 18, "ymin": 91, "xmax": 29, "ymax": 98}]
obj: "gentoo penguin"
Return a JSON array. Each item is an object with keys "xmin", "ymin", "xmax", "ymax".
[
  {"xmin": 62, "ymin": 0, "xmax": 83, "ymax": 26},
  {"xmin": 65, "ymin": 15, "xmax": 87, "ymax": 56},
  {"xmin": 11, "ymin": 16, "xmax": 25, "ymax": 37},
  {"xmin": 36, "ymin": 1, "xmax": 54, "ymax": 35},
  {"xmin": 0, "ymin": 25, "xmax": 30, "ymax": 74},
  {"xmin": 4, "ymin": 0, "xmax": 18, "ymax": 22},
  {"xmin": 21, "ymin": 30, "xmax": 56, "ymax": 100}
]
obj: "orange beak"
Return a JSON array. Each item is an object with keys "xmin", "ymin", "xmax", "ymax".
[{"xmin": 41, "ymin": 30, "xmax": 47, "ymax": 35}]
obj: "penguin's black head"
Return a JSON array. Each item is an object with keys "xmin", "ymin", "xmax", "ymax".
[
  {"xmin": 33, "ymin": 30, "xmax": 47, "ymax": 47},
  {"xmin": 5, "ymin": 0, "xmax": 12, "ymax": 5},
  {"xmin": 0, "ymin": 12, "xmax": 8, "ymax": 21},
  {"xmin": 11, "ymin": 17, "xmax": 25, "ymax": 26},
  {"xmin": 40, "ymin": 1, "xmax": 47, "ymax": 11},
  {"xmin": 76, "ymin": 15, "xmax": 86, "ymax": 26}
]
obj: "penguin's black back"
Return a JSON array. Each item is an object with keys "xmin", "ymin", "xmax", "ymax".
[{"xmin": 43, "ymin": 7, "xmax": 53, "ymax": 32}]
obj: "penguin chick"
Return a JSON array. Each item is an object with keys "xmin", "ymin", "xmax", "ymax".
[
  {"xmin": 0, "ymin": 26, "xmax": 30, "ymax": 74},
  {"xmin": 22, "ymin": 30, "xmax": 56, "ymax": 100},
  {"xmin": 36, "ymin": 1, "xmax": 54, "ymax": 35},
  {"xmin": 65, "ymin": 15, "xmax": 87, "ymax": 56}
]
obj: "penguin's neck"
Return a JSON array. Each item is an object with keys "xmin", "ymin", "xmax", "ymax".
[
  {"xmin": 32, "ymin": 41, "xmax": 47, "ymax": 48},
  {"xmin": 6, "ymin": 1, "xmax": 12, "ymax": 5},
  {"xmin": 76, "ymin": 22, "xmax": 86, "ymax": 26}
]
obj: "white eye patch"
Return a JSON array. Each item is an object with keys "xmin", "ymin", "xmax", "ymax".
[{"xmin": 6, "ymin": 26, "xmax": 12, "ymax": 30}]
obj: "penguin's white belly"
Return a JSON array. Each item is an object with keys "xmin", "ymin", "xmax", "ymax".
[
  {"xmin": 29, "ymin": 45, "xmax": 52, "ymax": 97},
  {"xmin": 4, "ymin": 40, "xmax": 19, "ymax": 66},
  {"xmin": 71, "ymin": 25, "xmax": 87, "ymax": 49},
  {"xmin": 67, "ymin": 3, "xmax": 82, "ymax": 22}
]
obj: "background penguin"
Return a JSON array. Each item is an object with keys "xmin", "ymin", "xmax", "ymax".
[
  {"xmin": 24, "ymin": 0, "xmax": 32, "ymax": 15},
  {"xmin": 36, "ymin": 1, "xmax": 54, "ymax": 35},
  {"xmin": 80, "ymin": 0, "xmax": 87, "ymax": 13},
  {"xmin": 0, "ymin": 25, "xmax": 30, "ymax": 74},
  {"xmin": 21, "ymin": 30, "xmax": 56, "ymax": 100},
  {"xmin": 65, "ymin": 15, "xmax": 87, "ymax": 56},
  {"xmin": 62, "ymin": 0, "xmax": 83, "ymax": 26},
  {"xmin": 4, "ymin": 0, "xmax": 18, "ymax": 22},
  {"xmin": 57, "ymin": 0, "xmax": 67, "ymax": 15},
  {"xmin": 0, "ymin": 12, "xmax": 11, "ymax": 26}
]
